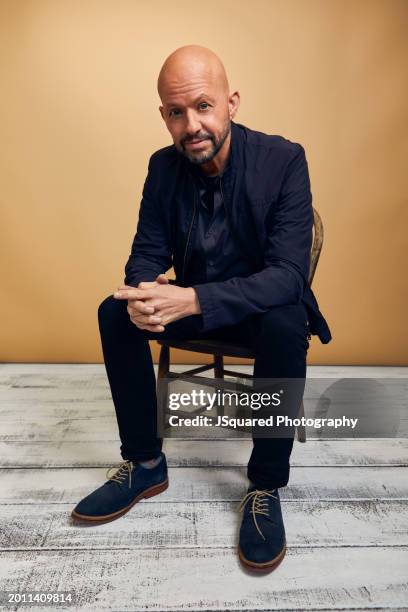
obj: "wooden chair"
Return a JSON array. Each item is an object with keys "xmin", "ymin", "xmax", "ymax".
[{"xmin": 157, "ymin": 207, "xmax": 324, "ymax": 443}]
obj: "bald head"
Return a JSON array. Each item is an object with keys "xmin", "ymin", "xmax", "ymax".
[
  {"xmin": 157, "ymin": 45, "xmax": 239, "ymax": 172},
  {"xmin": 157, "ymin": 45, "xmax": 229, "ymax": 101}
]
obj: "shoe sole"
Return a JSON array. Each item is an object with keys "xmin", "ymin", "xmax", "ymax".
[
  {"xmin": 237, "ymin": 542, "xmax": 287, "ymax": 573},
  {"xmin": 71, "ymin": 477, "xmax": 169, "ymax": 524}
]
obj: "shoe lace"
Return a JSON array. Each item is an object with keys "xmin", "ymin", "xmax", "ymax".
[
  {"xmin": 237, "ymin": 488, "xmax": 278, "ymax": 540},
  {"xmin": 106, "ymin": 460, "xmax": 134, "ymax": 488}
]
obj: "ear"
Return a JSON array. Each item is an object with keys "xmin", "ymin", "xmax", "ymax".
[
  {"xmin": 159, "ymin": 105, "xmax": 165, "ymax": 120},
  {"xmin": 228, "ymin": 91, "xmax": 240, "ymax": 120}
]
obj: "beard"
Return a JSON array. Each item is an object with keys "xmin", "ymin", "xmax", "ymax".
[{"xmin": 179, "ymin": 119, "xmax": 231, "ymax": 165}]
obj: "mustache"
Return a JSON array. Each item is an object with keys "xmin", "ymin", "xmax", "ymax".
[{"xmin": 182, "ymin": 134, "xmax": 213, "ymax": 145}]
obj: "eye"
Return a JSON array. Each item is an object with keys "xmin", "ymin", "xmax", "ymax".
[
  {"xmin": 169, "ymin": 109, "xmax": 182, "ymax": 118},
  {"xmin": 199, "ymin": 102, "xmax": 210, "ymax": 110}
]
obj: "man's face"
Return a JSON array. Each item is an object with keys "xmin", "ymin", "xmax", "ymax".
[{"xmin": 159, "ymin": 81, "xmax": 231, "ymax": 165}]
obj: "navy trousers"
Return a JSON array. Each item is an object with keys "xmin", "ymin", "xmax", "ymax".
[{"xmin": 98, "ymin": 295, "xmax": 310, "ymax": 489}]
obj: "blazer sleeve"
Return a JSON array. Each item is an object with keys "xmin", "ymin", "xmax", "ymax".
[
  {"xmin": 192, "ymin": 144, "xmax": 313, "ymax": 332},
  {"xmin": 123, "ymin": 156, "xmax": 173, "ymax": 287}
]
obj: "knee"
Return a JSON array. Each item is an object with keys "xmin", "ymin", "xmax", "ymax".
[
  {"xmin": 97, "ymin": 294, "xmax": 152, "ymax": 342},
  {"xmin": 98, "ymin": 294, "xmax": 128, "ymax": 327}
]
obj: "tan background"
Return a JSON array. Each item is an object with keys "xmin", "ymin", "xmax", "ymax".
[{"xmin": 1, "ymin": 0, "xmax": 407, "ymax": 365}]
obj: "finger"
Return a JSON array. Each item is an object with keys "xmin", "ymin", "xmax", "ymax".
[
  {"xmin": 129, "ymin": 309, "xmax": 162, "ymax": 323},
  {"xmin": 131, "ymin": 313, "xmax": 163, "ymax": 325},
  {"xmin": 138, "ymin": 281, "xmax": 157, "ymax": 289},
  {"xmin": 143, "ymin": 298, "xmax": 162, "ymax": 310},
  {"xmin": 130, "ymin": 318, "xmax": 165, "ymax": 332},
  {"xmin": 149, "ymin": 313, "xmax": 170, "ymax": 326},
  {"xmin": 156, "ymin": 274, "xmax": 169, "ymax": 284},
  {"xmin": 153, "ymin": 309, "xmax": 176, "ymax": 324},
  {"xmin": 127, "ymin": 300, "xmax": 155, "ymax": 314},
  {"xmin": 143, "ymin": 324, "xmax": 165, "ymax": 332},
  {"xmin": 116, "ymin": 284, "xmax": 135, "ymax": 291},
  {"xmin": 114, "ymin": 288, "xmax": 153, "ymax": 300}
]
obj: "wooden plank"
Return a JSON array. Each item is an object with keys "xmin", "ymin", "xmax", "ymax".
[
  {"xmin": 1, "ymin": 500, "xmax": 407, "ymax": 550},
  {"xmin": 0, "ymin": 466, "xmax": 407, "ymax": 504},
  {"xmin": 1, "ymin": 363, "xmax": 407, "ymax": 378},
  {"xmin": 1, "ymin": 368, "xmax": 406, "ymax": 403},
  {"xmin": 0, "ymin": 439, "xmax": 407, "ymax": 467},
  {"xmin": 0, "ymin": 547, "xmax": 407, "ymax": 610}
]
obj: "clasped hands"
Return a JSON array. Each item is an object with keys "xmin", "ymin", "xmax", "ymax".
[{"xmin": 113, "ymin": 274, "xmax": 201, "ymax": 332}]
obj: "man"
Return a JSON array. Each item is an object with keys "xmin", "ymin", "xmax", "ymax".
[{"xmin": 71, "ymin": 45, "xmax": 331, "ymax": 573}]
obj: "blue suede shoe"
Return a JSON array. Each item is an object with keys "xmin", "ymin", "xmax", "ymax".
[
  {"xmin": 237, "ymin": 485, "xmax": 286, "ymax": 572},
  {"xmin": 71, "ymin": 452, "xmax": 168, "ymax": 524}
]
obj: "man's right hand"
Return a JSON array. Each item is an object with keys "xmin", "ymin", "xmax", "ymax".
[{"xmin": 118, "ymin": 274, "xmax": 169, "ymax": 332}]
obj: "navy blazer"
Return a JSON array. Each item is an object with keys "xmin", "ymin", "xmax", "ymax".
[{"xmin": 124, "ymin": 121, "xmax": 332, "ymax": 344}]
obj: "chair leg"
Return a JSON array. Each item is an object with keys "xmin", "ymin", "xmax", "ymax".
[
  {"xmin": 214, "ymin": 354, "xmax": 224, "ymax": 378},
  {"xmin": 213, "ymin": 354, "xmax": 224, "ymax": 418},
  {"xmin": 157, "ymin": 345, "xmax": 170, "ymax": 431},
  {"xmin": 295, "ymin": 399, "xmax": 307, "ymax": 443}
]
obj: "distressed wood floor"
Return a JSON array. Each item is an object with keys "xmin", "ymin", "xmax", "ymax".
[{"xmin": 0, "ymin": 364, "xmax": 407, "ymax": 611}]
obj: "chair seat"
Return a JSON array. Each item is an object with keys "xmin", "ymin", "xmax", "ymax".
[{"xmin": 157, "ymin": 338, "xmax": 255, "ymax": 359}]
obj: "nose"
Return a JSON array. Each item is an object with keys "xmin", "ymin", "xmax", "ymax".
[{"xmin": 184, "ymin": 109, "xmax": 201, "ymax": 137}]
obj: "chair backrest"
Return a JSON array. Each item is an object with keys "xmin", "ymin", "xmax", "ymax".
[{"xmin": 309, "ymin": 207, "xmax": 324, "ymax": 286}]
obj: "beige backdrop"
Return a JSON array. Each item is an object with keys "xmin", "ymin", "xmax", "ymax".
[{"xmin": 1, "ymin": 0, "xmax": 407, "ymax": 365}]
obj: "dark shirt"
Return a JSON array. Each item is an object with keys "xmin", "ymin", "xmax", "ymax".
[{"xmin": 186, "ymin": 163, "xmax": 253, "ymax": 285}]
